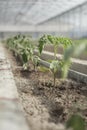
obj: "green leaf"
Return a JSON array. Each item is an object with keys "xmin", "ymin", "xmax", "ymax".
[
  {"xmin": 66, "ymin": 114, "xmax": 85, "ymax": 130},
  {"xmin": 47, "ymin": 35, "xmax": 55, "ymax": 44},
  {"xmin": 38, "ymin": 39, "xmax": 44, "ymax": 54},
  {"xmin": 22, "ymin": 53, "xmax": 28, "ymax": 63},
  {"xmin": 38, "ymin": 66, "xmax": 49, "ymax": 72},
  {"xmin": 23, "ymin": 63, "xmax": 28, "ymax": 70},
  {"xmin": 50, "ymin": 60, "xmax": 59, "ymax": 73},
  {"xmin": 38, "ymin": 35, "xmax": 48, "ymax": 54},
  {"xmin": 33, "ymin": 55, "xmax": 40, "ymax": 66}
]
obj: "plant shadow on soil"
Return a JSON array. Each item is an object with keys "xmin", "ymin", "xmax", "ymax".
[{"xmin": 20, "ymin": 69, "xmax": 87, "ymax": 124}]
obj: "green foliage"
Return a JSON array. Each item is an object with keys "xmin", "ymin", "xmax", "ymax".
[
  {"xmin": 50, "ymin": 60, "xmax": 60, "ymax": 73},
  {"xmin": 38, "ymin": 34, "xmax": 50, "ymax": 54},
  {"xmin": 38, "ymin": 34, "xmax": 72, "ymax": 84},
  {"xmin": 32, "ymin": 55, "xmax": 40, "ymax": 70},
  {"xmin": 66, "ymin": 114, "xmax": 85, "ymax": 130},
  {"xmin": 62, "ymin": 42, "xmax": 87, "ymax": 78},
  {"xmin": 57, "ymin": 37, "xmax": 72, "ymax": 48},
  {"xmin": 38, "ymin": 66, "xmax": 49, "ymax": 73},
  {"xmin": 22, "ymin": 52, "xmax": 28, "ymax": 63},
  {"xmin": 38, "ymin": 34, "xmax": 72, "ymax": 60},
  {"xmin": 6, "ymin": 34, "xmax": 38, "ymax": 70},
  {"xmin": 6, "ymin": 35, "xmax": 87, "ymax": 129},
  {"xmin": 7, "ymin": 34, "xmax": 87, "ymax": 85},
  {"xmin": 50, "ymin": 60, "xmax": 62, "ymax": 86}
]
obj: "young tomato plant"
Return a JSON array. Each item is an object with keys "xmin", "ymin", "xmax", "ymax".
[
  {"xmin": 38, "ymin": 34, "xmax": 72, "ymax": 59},
  {"xmin": 38, "ymin": 34, "xmax": 72, "ymax": 86},
  {"xmin": 47, "ymin": 35, "xmax": 72, "ymax": 59},
  {"xmin": 6, "ymin": 34, "xmax": 38, "ymax": 71}
]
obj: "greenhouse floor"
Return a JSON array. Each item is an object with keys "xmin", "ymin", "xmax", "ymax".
[
  {"xmin": 2, "ymin": 44, "xmax": 87, "ymax": 130},
  {"xmin": 0, "ymin": 44, "xmax": 29, "ymax": 130}
]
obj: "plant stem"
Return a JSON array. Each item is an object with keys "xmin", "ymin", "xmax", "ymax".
[
  {"xmin": 53, "ymin": 72, "xmax": 56, "ymax": 87},
  {"xmin": 33, "ymin": 64, "xmax": 36, "ymax": 71},
  {"xmin": 66, "ymin": 81, "xmax": 69, "ymax": 109}
]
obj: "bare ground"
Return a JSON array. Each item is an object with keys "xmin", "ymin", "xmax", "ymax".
[{"xmin": 4, "ymin": 45, "xmax": 87, "ymax": 130}]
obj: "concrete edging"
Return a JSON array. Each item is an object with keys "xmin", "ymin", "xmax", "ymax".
[
  {"xmin": 35, "ymin": 50, "xmax": 87, "ymax": 84},
  {"xmin": 0, "ymin": 44, "xmax": 30, "ymax": 130}
]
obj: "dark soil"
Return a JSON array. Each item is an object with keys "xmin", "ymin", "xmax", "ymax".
[{"xmin": 4, "ymin": 45, "xmax": 87, "ymax": 130}]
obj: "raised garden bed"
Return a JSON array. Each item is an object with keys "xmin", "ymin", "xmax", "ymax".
[
  {"xmin": 4, "ymin": 45, "xmax": 87, "ymax": 130},
  {"xmin": 44, "ymin": 44, "xmax": 87, "ymax": 60}
]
